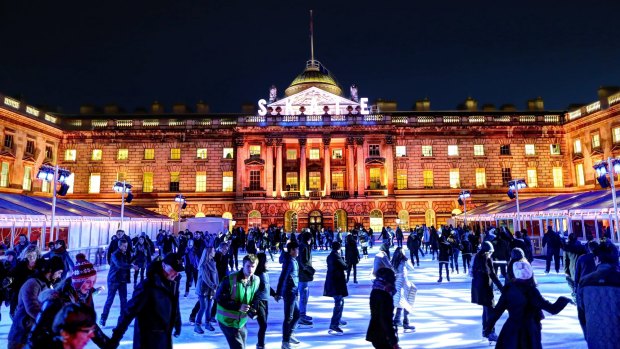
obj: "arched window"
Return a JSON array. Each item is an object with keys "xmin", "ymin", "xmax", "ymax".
[
  {"xmin": 248, "ymin": 210, "xmax": 261, "ymax": 229},
  {"xmin": 369, "ymin": 209, "xmax": 383, "ymax": 233},
  {"xmin": 222, "ymin": 212, "xmax": 233, "ymax": 232},
  {"xmin": 451, "ymin": 208, "xmax": 462, "ymax": 216},
  {"xmin": 285, "ymin": 211, "xmax": 298, "ymax": 233},
  {"xmin": 309, "ymin": 210, "xmax": 323, "ymax": 231},
  {"xmin": 334, "ymin": 209, "xmax": 348, "ymax": 232},
  {"xmin": 398, "ymin": 210, "xmax": 410, "ymax": 231},
  {"xmin": 195, "ymin": 212, "xmax": 206, "ymax": 218},
  {"xmin": 425, "ymin": 209, "xmax": 436, "ymax": 228}
]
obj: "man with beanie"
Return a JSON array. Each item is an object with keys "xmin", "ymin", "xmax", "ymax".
[
  {"xmin": 100, "ymin": 238, "xmax": 137, "ymax": 327},
  {"xmin": 297, "ymin": 232, "xmax": 315, "ymax": 327},
  {"xmin": 277, "ymin": 241, "xmax": 301, "ymax": 349},
  {"xmin": 110, "ymin": 252, "xmax": 184, "ymax": 349},
  {"xmin": 471, "ymin": 241, "xmax": 503, "ymax": 343},
  {"xmin": 324, "ymin": 241, "xmax": 349, "ymax": 336}
]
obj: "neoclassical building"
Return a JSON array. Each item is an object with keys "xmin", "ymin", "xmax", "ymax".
[{"xmin": 1, "ymin": 58, "xmax": 619, "ymax": 235}]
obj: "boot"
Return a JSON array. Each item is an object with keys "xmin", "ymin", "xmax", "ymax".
[{"xmin": 194, "ymin": 324, "xmax": 204, "ymax": 334}]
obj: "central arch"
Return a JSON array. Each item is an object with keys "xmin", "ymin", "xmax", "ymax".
[
  {"xmin": 334, "ymin": 209, "xmax": 348, "ymax": 232},
  {"xmin": 285, "ymin": 210, "xmax": 298, "ymax": 233},
  {"xmin": 309, "ymin": 210, "xmax": 323, "ymax": 232},
  {"xmin": 248, "ymin": 210, "xmax": 261, "ymax": 229},
  {"xmin": 369, "ymin": 209, "xmax": 384, "ymax": 233}
]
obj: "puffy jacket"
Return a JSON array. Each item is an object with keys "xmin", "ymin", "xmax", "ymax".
[{"xmin": 108, "ymin": 249, "xmax": 132, "ymax": 284}]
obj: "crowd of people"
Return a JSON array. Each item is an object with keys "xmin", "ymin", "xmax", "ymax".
[{"xmin": 0, "ymin": 222, "xmax": 618, "ymax": 349}]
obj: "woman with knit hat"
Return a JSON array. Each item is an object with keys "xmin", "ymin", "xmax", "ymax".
[
  {"xmin": 27, "ymin": 253, "xmax": 110, "ymax": 349},
  {"xmin": 471, "ymin": 241, "xmax": 503, "ymax": 343},
  {"xmin": 485, "ymin": 261, "xmax": 572, "ymax": 349}
]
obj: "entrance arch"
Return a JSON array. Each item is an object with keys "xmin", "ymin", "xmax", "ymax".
[
  {"xmin": 284, "ymin": 211, "xmax": 298, "ymax": 233},
  {"xmin": 248, "ymin": 210, "xmax": 261, "ymax": 229},
  {"xmin": 451, "ymin": 208, "xmax": 462, "ymax": 216},
  {"xmin": 398, "ymin": 210, "xmax": 410, "ymax": 231},
  {"xmin": 425, "ymin": 209, "xmax": 436, "ymax": 227},
  {"xmin": 369, "ymin": 209, "xmax": 384, "ymax": 233},
  {"xmin": 222, "ymin": 212, "xmax": 233, "ymax": 232},
  {"xmin": 309, "ymin": 210, "xmax": 323, "ymax": 232},
  {"xmin": 334, "ymin": 209, "xmax": 348, "ymax": 232}
]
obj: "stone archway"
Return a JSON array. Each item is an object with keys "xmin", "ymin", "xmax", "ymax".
[{"xmin": 370, "ymin": 209, "xmax": 384, "ymax": 233}]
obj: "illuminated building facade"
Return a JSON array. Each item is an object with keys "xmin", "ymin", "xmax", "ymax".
[{"xmin": 1, "ymin": 59, "xmax": 619, "ymax": 233}]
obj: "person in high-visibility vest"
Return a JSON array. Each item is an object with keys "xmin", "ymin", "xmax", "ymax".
[{"xmin": 215, "ymin": 254, "xmax": 260, "ymax": 349}]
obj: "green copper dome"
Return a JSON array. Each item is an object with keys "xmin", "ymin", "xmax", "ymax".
[{"xmin": 284, "ymin": 60, "xmax": 342, "ymax": 97}]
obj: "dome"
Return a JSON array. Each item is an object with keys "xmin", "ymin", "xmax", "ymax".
[{"xmin": 284, "ymin": 60, "xmax": 342, "ymax": 97}]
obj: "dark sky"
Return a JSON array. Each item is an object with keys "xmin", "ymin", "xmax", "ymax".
[{"xmin": 1, "ymin": 0, "xmax": 619, "ymax": 114}]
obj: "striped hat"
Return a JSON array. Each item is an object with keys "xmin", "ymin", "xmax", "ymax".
[{"xmin": 72, "ymin": 253, "xmax": 97, "ymax": 279}]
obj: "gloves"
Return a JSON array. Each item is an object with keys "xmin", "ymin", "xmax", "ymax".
[{"xmin": 173, "ymin": 330, "xmax": 181, "ymax": 338}]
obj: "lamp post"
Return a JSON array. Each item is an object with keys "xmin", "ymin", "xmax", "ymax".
[
  {"xmin": 458, "ymin": 190, "xmax": 471, "ymax": 228},
  {"xmin": 37, "ymin": 164, "xmax": 72, "ymax": 244},
  {"xmin": 508, "ymin": 179, "xmax": 527, "ymax": 231},
  {"xmin": 113, "ymin": 181, "xmax": 133, "ymax": 230},
  {"xmin": 593, "ymin": 157, "xmax": 620, "ymax": 240},
  {"xmin": 174, "ymin": 194, "xmax": 187, "ymax": 233}
]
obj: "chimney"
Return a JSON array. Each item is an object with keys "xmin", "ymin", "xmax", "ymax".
[
  {"xmin": 500, "ymin": 104, "xmax": 517, "ymax": 111},
  {"xmin": 462, "ymin": 97, "xmax": 477, "ymax": 111},
  {"xmin": 196, "ymin": 101, "xmax": 210, "ymax": 113},
  {"xmin": 104, "ymin": 104, "xmax": 120, "ymax": 114},
  {"xmin": 481, "ymin": 104, "xmax": 496, "ymax": 111},
  {"xmin": 241, "ymin": 103, "xmax": 255, "ymax": 114},
  {"xmin": 527, "ymin": 97, "xmax": 544, "ymax": 111},
  {"xmin": 172, "ymin": 103, "xmax": 188, "ymax": 114},
  {"xmin": 375, "ymin": 99, "xmax": 398, "ymax": 112},
  {"xmin": 415, "ymin": 98, "xmax": 431, "ymax": 111},
  {"xmin": 80, "ymin": 105, "xmax": 95, "ymax": 114},
  {"xmin": 598, "ymin": 86, "xmax": 620, "ymax": 100},
  {"xmin": 151, "ymin": 101, "xmax": 163, "ymax": 113}
]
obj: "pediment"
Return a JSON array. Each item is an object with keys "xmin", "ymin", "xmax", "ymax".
[{"xmin": 268, "ymin": 87, "xmax": 359, "ymax": 115}]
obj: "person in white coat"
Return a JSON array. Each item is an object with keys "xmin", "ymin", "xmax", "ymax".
[{"xmin": 391, "ymin": 247, "xmax": 417, "ymax": 331}]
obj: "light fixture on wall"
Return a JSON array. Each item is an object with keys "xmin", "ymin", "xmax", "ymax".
[
  {"xmin": 507, "ymin": 179, "xmax": 527, "ymax": 230},
  {"xmin": 113, "ymin": 181, "xmax": 133, "ymax": 230}
]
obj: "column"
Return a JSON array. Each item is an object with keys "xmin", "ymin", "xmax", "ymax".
[
  {"xmin": 265, "ymin": 137, "xmax": 274, "ymax": 197},
  {"xmin": 356, "ymin": 136, "xmax": 365, "ymax": 196},
  {"xmin": 235, "ymin": 137, "xmax": 245, "ymax": 198},
  {"xmin": 275, "ymin": 137, "xmax": 283, "ymax": 197},
  {"xmin": 385, "ymin": 135, "xmax": 394, "ymax": 195},
  {"xmin": 323, "ymin": 135, "xmax": 331, "ymax": 196},
  {"xmin": 347, "ymin": 137, "xmax": 355, "ymax": 196},
  {"xmin": 299, "ymin": 137, "xmax": 307, "ymax": 196}
]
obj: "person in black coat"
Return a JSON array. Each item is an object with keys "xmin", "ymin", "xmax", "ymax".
[
  {"xmin": 437, "ymin": 235, "xmax": 452, "ymax": 282},
  {"xmin": 486, "ymin": 261, "xmax": 571, "ymax": 349},
  {"xmin": 297, "ymin": 232, "xmax": 315, "ymax": 326},
  {"xmin": 344, "ymin": 234, "xmax": 360, "ymax": 283},
  {"xmin": 100, "ymin": 239, "xmax": 137, "ymax": 327},
  {"xmin": 520, "ymin": 229, "xmax": 534, "ymax": 263},
  {"xmin": 109, "ymin": 253, "xmax": 184, "ymax": 349},
  {"xmin": 34, "ymin": 303, "xmax": 98, "ymax": 349},
  {"xmin": 324, "ymin": 241, "xmax": 348, "ymax": 335},
  {"xmin": 366, "ymin": 267, "xmax": 400, "ymax": 349},
  {"xmin": 471, "ymin": 241, "xmax": 503, "ymax": 342},
  {"xmin": 542, "ymin": 226, "xmax": 562, "ymax": 273},
  {"xmin": 406, "ymin": 229, "xmax": 423, "ymax": 267}
]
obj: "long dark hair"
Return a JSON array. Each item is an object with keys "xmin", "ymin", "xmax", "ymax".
[
  {"xmin": 390, "ymin": 247, "xmax": 407, "ymax": 270},
  {"xmin": 255, "ymin": 252, "xmax": 268, "ymax": 275}
]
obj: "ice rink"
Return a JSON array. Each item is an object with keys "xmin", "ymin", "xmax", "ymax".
[{"xmin": 0, "ymin": 247, "xmax": 588, "ymax": 349}]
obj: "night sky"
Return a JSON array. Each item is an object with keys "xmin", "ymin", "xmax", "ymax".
[{"xmin": 1, "ymin": 0, "xmax": 619, "ymax": 114}]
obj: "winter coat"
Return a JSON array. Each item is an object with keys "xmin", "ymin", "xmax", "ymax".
[
  {"xmin": 577, "ymin": 263, "xmax": 620, "ymax": 349},
  {"xmin": 393, "ymin": 260, "xmax": 416, "ymax": 312},
  {"xmin": 196, "ymin": 249, "xmax": 218, "ymax": 298},
  {"xmin": 509, "ymin": 238, "xmax": 527, "ymax": 255},
  {"xmin": 437, "ymin": 240, "xmax": 452, "ymax": 262},
  {"xmin": 542, "ymin": 230, "xmax": 562, "ymax": 253},
  {"xmin": 522, "ymin": 235, "xmax": 534, "ymax": 262},
  {"xmin": 214, "ymin": 251, "xmax": 229, "ymax": 282},
  {"xmin": 254, "ymin": 271, "xmax": 277, "ymax": 302},
  {"xmin": 366, "ymin": 286, "xmax": 398, "ymax": 347},
  {"xmin": 574, "ymin": 253, "xmax": 596, "ymax": 286},
  {"xmin": 276, "ymin": 253, "xmax": 299, "ymax": 297},
  {"xmin": 8, "ymin": 276, "xmax": 50, "ymax": 345},
  {"xmin": 112, "ymin": 261, "xmax": 181, "ymax": 349},
  {"xmin": 297, "ymin": 240, "xmax": 315, "ymax": 282},
  {"xmin": 563, "ymin": 240, "xmax": 585, "ymax": 281},
  {"xmin": 471, "ymin": 252, "xmax": 503, "ymax": 307},
  {"xmin": 27, "ymin": 278, "xmax": 109, "ymax": 349},
  {"xmin": 108, "ymin": 249, "xmax": 132, "ymax": 284},
  {"xmin": 47, "ymin": 248, "xmax": 74, "ymax": 280},
  {"xmin": 8, "ymin": 259, "xmax": 38, "ymax": 313},
  {"xmin": 344, "ymin": 235, "xmax": 360, "ymax": 266},
  {"xmin": 132, "ymin": 242, "xmax": 152, "ymax": 268},
  {"xmin": 372, "ymin": 251, "xmax": 392, "ymax": 277},
  {"xmin": 323, "ymin": 251, "xmax": 348, "ymax": 297},
  {"xmin": 492, "ymin": 235, "xmax": 511, "ymax": 262},
  {"xmin": 487, "ymin": 281, "xmax": 571, "ymax": 349}
]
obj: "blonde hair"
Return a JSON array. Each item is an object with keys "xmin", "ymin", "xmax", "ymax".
[{"xmin": 18, "ymin": 244, "xmax": 41, "ymax": 260}]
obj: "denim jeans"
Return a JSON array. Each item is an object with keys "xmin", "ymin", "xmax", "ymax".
[
  {"xmin": 482, "ymin": 305, "xmax": 495, "ymax": 336},
  {"xmin": 282, "ymin": 293, "xmax": 300, "ymax": 342},
  {"xmin": 298, "ymin": 281, "xmax": 309, "ymax": 316},
  {"xmin": 196, "ymin": 295, "xmax": 213, "ymax": 324},
  {"xmin": 219, "ymin": 322, "xmax": 247, "ymax": 349},
  {"xmin": 330, "ymin": 295, "xmax": 345, "ymax": 328},
  {"xmin": 101, "ymin": 282, "xmax": 127, "ymax": 321}
]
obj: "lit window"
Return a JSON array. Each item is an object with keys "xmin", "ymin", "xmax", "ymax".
[
  {"xmin": 474, "ymin": 145, "xmax": 484, "ymax": 156},
  {"xmin": 423, "ymin": 170, "xmax": 433, "ymax": 188},
  {"xmin": 45, "ymin": 145, "xmax": 54, "ymax": 160},
  {"xmin": 41, "ymin": 179, "xmax": 50, "ymax": 193},
  {"xmin": 22, "ymin": 166, "xmax": 32, "ymax": 191},
  {"xmin": 65, "ymin": 149, "xmax": 77, "ymax": 161},
  {"xmin": 475, "ymin": 168, "xmax": 486, "ymax": 188},
  {"xmin": 613, "ymin": 127, "xmax": 620, "ymax": 144},
  {"xmin": 500, "ymin": 145, "xmax": 511, "ymax": 155},
  {"xmin": 395, "ymin": 146, "xmax": 407, "ymax": 157},
  {"xmin": 197, "ymin": 148, "xmax": 208, "ymax": 159},
  {"xmin": 222, "ymin": 171, "xmax": 233, "ymax": 192},
  {"xmin": 331, "ymin": 171, "xmax": 344, "ymax": 190},
  {"xmin": 143, "ymin": 172, "xmax": 154, "ymax": 192},
  {"xmin": 502, "ymin": 168, "xmax": 512, "ymax": 186},
  {"xmin": 223, "ymin": 147, "xmax": 234, "ymax": 159},
  {"xmin": 575, "ymin": 164, "xmax": 585, "ymax": 186},
  {"xmin": 574, "ymin": 139, "xmax": 582, "ymax": 154},
  {"xmin": 397, "ymin": 169, "xmax": 407, "ymax": 189},
  {"xmin": 550, "ymin": 144, "xmax": 561, "ymax": 155},
  {"xmin": 591, "ymin": 133, "xmax": 601, "ymax": 149},
  {"xmin": 89, "ymin": 173, "xmax": 101, "ymax": 193},
  {"xmin": 449, "ymin": 168, "xmax": 460, "ymax": 188},
  {"xmin": 369, "ymin": 168, "xmax": 382, "ymax": 189},
  {"xmin": 117, "ymin": 149, "xmax": 129, "ymax": 160},
  {"xmin": 249, "ymin": 145, "xmax": 261, "ymax": 157},
  {"xmin": 553, "ymin": 167, "xmax": 564, "ymax": 188},
  {"xmin": 0, "ymin": 162, "xmax": 8, "ymax": 187},
  {"xmin": 369, "ymin": 145, "xmax": 380, "ymax": 157},
  {"xmin": 92, "ymin": 149, "xmax": 102, "ymax": 161},
  {"xmin": 332, "ymin": 149, "xmax": 343, "ymax": 159},
  {"xmin": 527, "ymin": 168, "xmax": 538, "ymax": 188},
  {"xmin": 309, "ymin": 171, "xmax": 321, "ymax": 190},
  {"xmin": 286, "ymin": 172, "xmax": 298, "ymax": 191},
  {"xmin": 144, "ymin": 148, "xmax": 155, "ymax": 160},
  {"xmin": 525, "ymin": 144, "xmax": 536, "ymax": 156},
  {"xmin": 448, "ymin": 145, "xmax": 459, "ymax": 156},
  {"xmin": 117, "ymin": 172, "xmax": 126, "ymax": 182},
  {"xmin": 422, "ymin": 145, "xmax": 433, "ymax": 157},
  {"xmin": 309, "ymin": 148, "xmax": 320, "ymax": 160},
  {"xmin": 169, "ymin": 172, "xmax": 180, "ymax": 192},
  {"xmin": 170, "ymin": 148, "xmax": 181, "ymax": 160},
  {"xmin": 286, "ymin": 149, "xmax": 297, "ymax": 160},
  {"xmin": 195, "ymin": 171, "xmax": 207, "ymax": 192}
]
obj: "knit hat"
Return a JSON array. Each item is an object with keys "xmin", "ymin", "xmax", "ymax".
[
  {"xmin": 513, "ymin": 261, "xmax": 533, "ymax": 280},
  {"xmin": 481, "ymin": 241, "xmax": 494, "ymax": 253},
  {"xmin": 510, "ymin": 247, "xmax": 525, "ymax": 261},
  {"xmin": 72, "ymin": 253, "xmax": 97, "ymax": 279}
]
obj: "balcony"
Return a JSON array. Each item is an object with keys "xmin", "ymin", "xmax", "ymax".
[
  {"xmin": 365, "ymin": 189, "xmax": 387, "ymax": 197},
  {"xmin": 308, "ymin": 190, "xmax": 323, "ymax": 199},
  {"xmin": 330, "ymin": 191, "xmax": 350, "ymax": 200},
  {"xmin": 365, "ymin": 156, "xmax": 386, "ymax": 165},
  {"xmin": 284, "ymin": 191, "xmax": 301, "ymax": 200},
  {"xmin": 243, "ymin": 187, "xmax": 265, "ymax": 198},
  {"xmin": 244, "ymin": 154, "xmax": 265, "ymax": 165}
]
